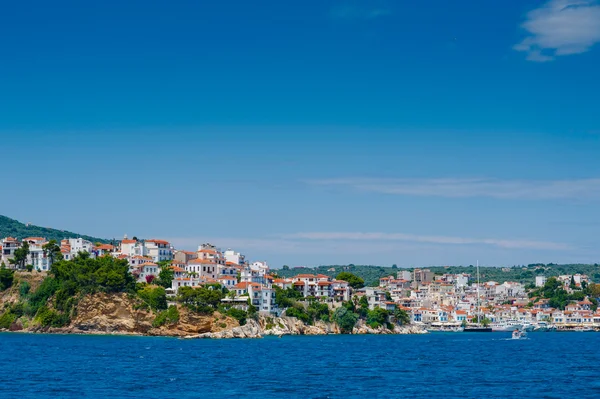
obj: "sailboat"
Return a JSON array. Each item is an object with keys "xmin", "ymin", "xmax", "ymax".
[{"xmin": 464, "ymin": 261, "xmax": 493, "ymax": 332}]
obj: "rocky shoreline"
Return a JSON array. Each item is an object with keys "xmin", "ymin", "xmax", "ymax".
[{"xmin": 187, "ymin": 316, "xmax": 427, "ymax": 339}]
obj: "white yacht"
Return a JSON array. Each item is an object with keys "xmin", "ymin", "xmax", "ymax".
[{"xmin": 491, "ymin": 320, "xmax": 523, "ymax": 332}]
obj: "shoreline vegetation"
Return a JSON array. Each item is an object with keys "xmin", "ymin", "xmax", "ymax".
[{"xmin": 0, "ymin": 256, "xmax": 423, "ymax": 339}]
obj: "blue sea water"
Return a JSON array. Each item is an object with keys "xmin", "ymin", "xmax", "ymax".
[{"xmin": 1, "ymin": 332, "xmax": 599, "ymax": 399}]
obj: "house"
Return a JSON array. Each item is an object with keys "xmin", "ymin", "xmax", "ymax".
[
  {"xmin": 95, "ymin": 244, "xmax": 115, "ymax": 257},
  {"xmin": 62, "ymin": 238, "xmax": 94, "ymax": 257},
  {"xmin": 171, "ymin": 277, "xmax": 204, "ymax": 292},
  {"xmin": 129, "ymin": 255, "xmax": 154, "ymax": 271},
  {"xmin": 248, "ymin": 284, "xmax": 276, "ymax": 313},
  {"xmin": 331, "ymin": 279, "xmax": 351, "ymax": 302},
  {"xmin": 535, "ymin": 276, "xmax": 547, "ymax": 287},
  {"xmin": 145, "ymin": 239, "xmax": 173, "ymax": 263},
  {"xmin": 273, "ymin": 278, "xmax": 293, "ymax": 290},
  {"xmin": 23, "ymin": 237, "xmax": 51, "ymax": 271},
  {"xmin": 134, "ymin": 262, "xmax": 160, "ymax": 282},
  {"xmin": 186, "ymin": 258, "xmax": 218, "ymax": 279},
  {"xmin": 174, "ymin": 250, "xmax": 197, "ymax": 264},
  {"xmin": 453, "ymin": 310, "xmax": 468, "ymax": 322},
  {"xmin": 218, "ymin": 276, "xmax": 237, "ymax": 288},
  {"xmin": 1, "ymin": 237, "xmax": 21, "ymax": 266},
  {"xmin": 223, "ymin": 249, "xmax": 245, "ymax": 265}
]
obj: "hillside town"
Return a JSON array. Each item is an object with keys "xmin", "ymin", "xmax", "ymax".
[{"xmin": 2, "ymin": 235, "xmax": 599, "ymax": 332}]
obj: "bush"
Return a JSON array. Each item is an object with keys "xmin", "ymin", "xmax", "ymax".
[
  {"xmin": 152, "ymin": 305, "xmax": 180, "ymax": 328},
  {"xmin": 333, "ymin": 306, "xmax": 359, "ymax": 333},
  {"xmin": 36, "ymin": 306, "xmax": 69, "ymax": 328},
  {"xmin": 336, "ymin": 272, "xmax": 365, "ymax": 289},
  {"xmin": 19, "ymin": 281, "xmax": 31, "ymax": 297},
  {"xmin": 137, "ymin": 286, "xmax": 168, "ymax": 312},
  {"xmin": 176, "ymin": 286, "xmax": 224, "ymax": 314},
  {"xmin": 366, "ymin": 308, "xmax": 389, "ymax": 328},
  {"xmin": 286, "ymin": 305, "xmax": 311, "ymax": 324},
  {"xmin": 226, "ymin": 308, "xmax": 248, "ymax": 325},
  {"xmin": 0, "ymin": 267, "xmax": 14, "ymax": 291},
  {"xmin": 26, "ymin": 277, "xmax": 59, "ymax": 317},
  {"xmin": 307, "ymin": 302, "xmax": 330, "ymax": 323},
  {"xmin": 0, "ymin": 312, "xmax": 17, "ymax": 329}
]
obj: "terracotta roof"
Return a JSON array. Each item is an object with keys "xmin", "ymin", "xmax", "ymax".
[
  {"xmin": 121, "ymin": 240, "xmax": 137, "ymax": 244},
  {"xmin": 188, "ymin": 258, "xmax": 216, "ymax": 265},
  {"xmin": 146, "ymin": 239, "xmax": 170, "ymax": 245},
  {"xmin": 140, "ymin": 262, "xmax": 158, "ymax": 267}
]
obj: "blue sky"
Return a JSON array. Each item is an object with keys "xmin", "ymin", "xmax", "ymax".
[{"xmin": 1, "ymin": 0, "xmax": 599, "ymax": 267}]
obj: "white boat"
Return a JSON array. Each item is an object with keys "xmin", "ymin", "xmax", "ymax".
[
  {"xmin": 427, "ymin": 323, "xmax": 464, "ymax": 332},
  {"xmin": 491, "ymin": 320, "xmax": 523, "ymax": 332},
  {"xmin": 521, "ymin": 322, "xmax": 535, "ymax": 332},
  {"xmin": 573, "ymin": 326, "xmax": 594, "ymax": 332},
  {"xmin": 512, "ymin": 329, "xmax": 527, "ymax": 339}
]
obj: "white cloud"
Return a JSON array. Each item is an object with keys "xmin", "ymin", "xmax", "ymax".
[
  {"xmin": 284, "ymin": 232, "xmax": 572, "ymax": 251},
  {"xmin": 306, "ymin": 177, "xmax": 600, "ymax": 200},
  {"xmin": 514, "ymin": 0, "xmax": 600, "ymax": 61}
]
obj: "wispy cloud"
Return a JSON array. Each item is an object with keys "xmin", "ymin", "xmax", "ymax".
[
  {"xmin": 284, "ymin": 232, "xmax": 572, "ymax": 251},
  {"xmin": 514, "ymin": 0, "xmax": 600, "ymax": 62},
  {"xmin": 330, "ymin": 4, "xmax": 391, "ymax": 20},
  {"xmin": 305, "ymin": 177, "xmax": 600, "ymax": 200}
]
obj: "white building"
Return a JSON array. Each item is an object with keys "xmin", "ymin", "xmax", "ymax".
[
  {"xmin": 248, "ymin": 283, "xmax": 276, "ymax": 313},
  {"xmin": 1, "ymin": 237, "xmax": 20, "ymax": 267},
  {"xmin": 535, "ymin": 275, "xmax": 547, "ymax": 287},
  {"xmin": 223, "ymin": 249, "xmax": 245, "ymax": 265},
  {"xmin": 145, "ymin": 239, "xmax": 173, "ymax": 263},
  {"xmin": 24, "ymin": 237, "xmax": 51, "ymax": 271}
]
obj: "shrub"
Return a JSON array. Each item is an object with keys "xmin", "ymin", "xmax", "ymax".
[
  {"xmin": 19, "ymin": 281, "xmax": 31, "ymax": 297},
  {"xmin": 0, "ymin": 312, "xmax": 17, "ymax": 329},
  {"xmin": 137, "ymin": 286, "xmax": 168, "ymax": 312},
  {"xmin": 36, "ymin": 306, "xmax": 69, "ymax": 328},
  {"xmin": 333, "ymin": 306, "xmax": 359, "ymax": 333},
  {"xmin": 226, "ymin": 308, "xmax": 248, "ymax": 325},
  {"xmin": 0, "ymin": 267, "xmax": 14, "ymax": 291},
  {"xmin": 366, "ymin": 308, "xmax": 389, "ymax": 329},
  {"xmin": 152, "ymin": 305, "xmax": 180, "ymax": 328}
]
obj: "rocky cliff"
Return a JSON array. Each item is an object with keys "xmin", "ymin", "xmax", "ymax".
[{"xmin": 1, "ymin": 275, "xmax": 427, "ymax": 338}]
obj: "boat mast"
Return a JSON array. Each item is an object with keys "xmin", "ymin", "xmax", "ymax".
[{"xmin": 476, "ymin": 260, "xmax": 480, "ymax": 325}]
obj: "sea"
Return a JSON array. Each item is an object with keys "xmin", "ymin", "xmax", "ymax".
[{"xmin": 1, "ymin": 332, "xmax": 599, "ymax": 399}]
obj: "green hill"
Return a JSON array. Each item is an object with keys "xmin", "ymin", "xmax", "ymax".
[{"xmin": 0, "ymin": 215, "xmax": 110, "ymax": 244}]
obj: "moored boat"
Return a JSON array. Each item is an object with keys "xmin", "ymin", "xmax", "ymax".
[{"xmin": 491, "ymin": 320, "xmax": 523, "ymax": 332}]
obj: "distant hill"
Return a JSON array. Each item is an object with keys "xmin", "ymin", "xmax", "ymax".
[
  {"xmin": 276, "ymin": 263, "xmax": 600, "ymax": 287},
  {"xmin": 0, "ymin": 215, "xmax": 110, "ymax": 244}
]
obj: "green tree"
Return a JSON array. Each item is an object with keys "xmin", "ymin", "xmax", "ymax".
[
  {"xmin": 274, "ymin": 286, "xmax": 303, "ymax": 308},
  {"xmin": 333, "ymin": 306, "xmax": 359, "ymax": 333},
  {"xmin": 393, "ymin": 308, "xmax": 410, "ymax": 325},
  {"xmin": 42, "ymin": 240, "xmax": 63, "ymax": 264},
  {"xmin": 0, "ymin": 266, "xmax": 14, "ymax": 291},
  {"xmin": 9, "ymin": 242, "xmax": 29, "ymax": 269},
  {"xmin": 366, "ymin": 307, "xmax": 389, "ymax": 328},
  {"xmin": 152, "ymin": 305, "xmax": 180, "ymax": 327},
  {"xmin": 137, "ymin": 286, "xmax": 168, "ymax": 312},
  {"xmin": 177, "ymin": 286, "xmax": 224, "ymax": 314},
  {"xmin": 357, "ymin": 295, "xmax": 369, "ymax": 317},
  {"xmin": 155, "ymin": 262, "xmax": 174, "ymax": 289},
  {"xmin": 336, "ymin": 272, "xmax": 365, "ymax": 289}
]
